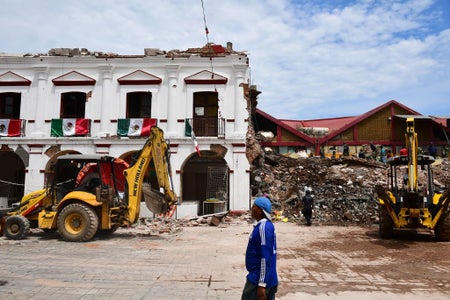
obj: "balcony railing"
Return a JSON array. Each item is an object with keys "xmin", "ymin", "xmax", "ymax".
[
  {"xmin": 0, "ymin": 119, "xmax": 26, "ymax": 137},
  {"xmin": 185, "ymin": 117, "xmax": 225, "ymax": 138}
]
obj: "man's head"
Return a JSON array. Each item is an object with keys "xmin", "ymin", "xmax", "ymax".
[{"xmin": 252, "ymin": 196, "xmax": 272, "ymax": 220}]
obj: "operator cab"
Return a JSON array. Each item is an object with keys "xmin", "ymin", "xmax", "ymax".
[
  {"xmin": 52, "ymin": 155, "xmax": 128, "ymax": 202},
  {"xmin": 386, "ymin": 154, "xmax": 435, "ymax": 210}
]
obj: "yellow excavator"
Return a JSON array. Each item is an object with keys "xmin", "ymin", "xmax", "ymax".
[
  {"xmin": 0, "ymin": 126, "xmax": 177, "ymax": 242},
  {"xmin": 376, "ymin": 117, "xmax": 449, "ymax": 241}
]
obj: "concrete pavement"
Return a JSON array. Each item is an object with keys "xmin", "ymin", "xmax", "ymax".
[{"xmin": 1, "ymin": 221, "xmax": 449, "ymax": 299}]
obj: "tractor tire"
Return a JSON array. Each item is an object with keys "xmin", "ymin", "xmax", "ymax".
[
  {"xmin": 57, "ymin": 203, "xmax": 99, "ymax": 242},
  {"xmin": 379, "ymin": 205, "xmax": 394, "ymax": 239},
  {"xmin": 434, "ymin": 206, "xmax": 450, "ymax": 242},
  {"xmin": 4, "ymin": 215, "xmax": 30, "ymax": 240}
]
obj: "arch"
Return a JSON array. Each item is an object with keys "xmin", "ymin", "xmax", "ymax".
[
  {"xmin": 181, "ymin": 150, "xmax": 229, "ymax": 216},
  {"xmin": 15, "ymin": 145, "xmax": 29, "ymax": 167},
  {"xmin": 0, "ymin": 150, "xmax": 25, "ymax": 205}
]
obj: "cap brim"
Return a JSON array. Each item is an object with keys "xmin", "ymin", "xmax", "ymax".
[{"xmin": 262, "ymin": 210, "xmax": 272, "ymax": 220}]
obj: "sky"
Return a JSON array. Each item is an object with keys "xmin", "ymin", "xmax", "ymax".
[{"xmin": 1, "ymin": 0, "xmax": 449, "ymax": 120}]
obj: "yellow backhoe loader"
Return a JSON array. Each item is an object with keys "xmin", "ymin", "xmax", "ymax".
[
  {"xmin": 376, "ymin": 117, "xmax": 449, "ymax": 241},
  {"xmin": 0, "ymin": 126, "xmax": 177, "ymax": 242}
]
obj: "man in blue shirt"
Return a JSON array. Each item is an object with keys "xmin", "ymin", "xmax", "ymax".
[{"xmin": 242, "ymin": 196, "xmax": 278, "ymax": 300}]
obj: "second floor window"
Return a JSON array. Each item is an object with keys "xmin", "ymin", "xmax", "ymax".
[
  {"xmin": 127, "ymin": 92, "xmax": 152, "ymax": 118},
  {"xmin": 60, "ymin": 92, "xmax": 86, "ymax": 118},
  {"xmin": 193, "ymin": 91, "xmax": 218, "ymax": 136},
  {"xmin": 0, "ymin": 92, "xmax": 21, "ymax": 119}
]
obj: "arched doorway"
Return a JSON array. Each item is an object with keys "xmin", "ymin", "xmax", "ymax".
[
  {"xmin": 0, "ymin": 149, "xmax": 26, "ymax": 206},
  {"xmin": 181, "ymin": 151, "xmax": 229, "ymax": 216}
]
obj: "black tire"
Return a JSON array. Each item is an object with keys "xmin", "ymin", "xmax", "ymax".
[
  {"xmin": 57, "ymin": 203, "xmax": 99, "ymax": 242},
  {"xmin": 4, "ymin": 215, "xmax": 30, "ymax": 240},
  {"xmin": 435, "ymin": 206, "xmax": 450, "ymax": 242},
  {"xmin": 379, "ymin": 205, "xmax": 394, "ymax": 239}
]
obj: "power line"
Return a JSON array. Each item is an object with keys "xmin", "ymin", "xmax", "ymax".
[{"xmin": 0, "ymin": 179, "xmax": 24, "ymax": 186}]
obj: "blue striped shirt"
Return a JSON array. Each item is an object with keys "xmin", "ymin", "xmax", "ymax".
[{"xmin": 245, "ymin": 218, "xmax": 278, "ymax": 288}]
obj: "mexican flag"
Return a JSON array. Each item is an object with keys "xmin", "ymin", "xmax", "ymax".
[
  {"xmin": 117, "ymin": 118, "xmax": 157, "ymax": 136},
  {"xmin": 185, "ymin": 119, "xmax": 201, "ymax": 157},
  {"xmin": 51, "ymin": 119, "xmax": 90, "ymax": 137},
  {"xmin": 0, "ymin": 119, "xmax": 22, "ymax": 137}
]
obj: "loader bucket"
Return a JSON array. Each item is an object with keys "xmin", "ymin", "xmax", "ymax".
[{"xmin": 142, "ymin": 183, "xmax": 167, "ymax": 214}]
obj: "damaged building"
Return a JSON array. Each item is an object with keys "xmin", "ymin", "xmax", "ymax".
[
  {"xmin": 0, "ymin": 43, "xmax": 253, "ymax": 217},
  {"xmin": 247, "ymin": 101, "xmax": 450, "ymax": 225}
]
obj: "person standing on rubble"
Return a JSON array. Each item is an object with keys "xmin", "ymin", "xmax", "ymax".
[
  {"xmin": 428, "ymin": 142, "xmax": 437, "ymax": 158},
  {"xmin": 302, "ymin": 189, "xmax": 314, "ymax": 226},
  {"xmin": 242, "ymin": 196, "xmax": 278, "ymax": 300},
  {"xmin": 358, "ymin": 148, "xmax": 365, "ymax": 159},
  {"xmin": 370, "ymin": 142, "xmax": 377, "ymax": 160},
  {"xmin": 380, "ymin": 145, "xmax": 386, "ymax": 163},
  {"xmin": 343, "ymin": 143, "xmax": 349, "ymax": 156}
]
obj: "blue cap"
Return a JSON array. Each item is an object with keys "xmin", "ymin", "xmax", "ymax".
[{"xmin": 254, "ymin": 196, "xmax": 272, "ymax": 219}]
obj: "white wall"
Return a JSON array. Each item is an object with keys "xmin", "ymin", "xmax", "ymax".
[{"xmin": 0, "ymin": 50, "xmax": 252, "ymax": 213}]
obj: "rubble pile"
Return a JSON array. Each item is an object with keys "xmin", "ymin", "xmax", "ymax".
[{"xmin": 250, "ymin": 151, "xmax": 450, "ymax": 226}]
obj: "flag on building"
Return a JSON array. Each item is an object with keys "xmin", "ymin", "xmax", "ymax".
[
  {"xmin": 51, "ymin": 119, "xmax": 90, "ymax": 137},
  {"xmin": 0, "ymin": 119, "xmax": 22, "ymax": 137},
  {"xmin": 117, "ymin": 118, "xmax": 157, "ymax": 136},
  {"xmin": 185, "ymin": 119, "xmax": 201, "ymax": 157}
]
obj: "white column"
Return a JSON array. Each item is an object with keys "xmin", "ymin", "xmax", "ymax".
[
  {"xmin": 30, "ymin": 67, "xmax": 48, "ymax": 137},
  {"xmin": 98, "ymin": 65, "xmax": 113, "ymax": 137},
  {"xmin": 233, "ymin": 65, "xmax": 247, "ymax": 138},
  {"xmin": 231, "ymin": 148, "xmax": 251, "ymax": 210},
  {"xmin": 25, "ymin": 148, "xmax": 46, "ymax": 194},
  {"xmin": 166, "ymin": 65, "xmax": 180, "ymax": 137}
]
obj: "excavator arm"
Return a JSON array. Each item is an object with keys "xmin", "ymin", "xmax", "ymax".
[
  {"xmin": 405, "ymin": 117, "xmax": 418, "ymax": 192},
  {"xmin": 123, "ymin": 126, "xmax": 177, "ymax": 224}
]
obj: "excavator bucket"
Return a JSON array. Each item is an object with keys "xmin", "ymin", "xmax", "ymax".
[{"xmin": 142, "ymin": 183, "xmax": 167, "ymax": 214}]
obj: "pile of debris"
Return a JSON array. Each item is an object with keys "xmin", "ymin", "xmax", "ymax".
[{"xmin": 250, "ymin": 150, "xmax": 450, "ymax": 226}]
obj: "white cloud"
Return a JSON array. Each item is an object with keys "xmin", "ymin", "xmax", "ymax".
[{"xmin": 0, "ymin": 0, "xmax": 449, "ymax": 119}]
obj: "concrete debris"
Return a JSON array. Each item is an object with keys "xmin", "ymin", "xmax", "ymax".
[
  {"xmin": 6, "ymin": 43, "xmax": 246, "ymax": 59},
  {"xmin": 256, "ymin": 131, "xmax": 274, "ymax": 142},
  {"xmin": 250, "ymin": 151, "xmax": 450, "ymax": 226},
  {"xmin": 113, "ymin": 152, "xmax": 450, "ymax": 236}
]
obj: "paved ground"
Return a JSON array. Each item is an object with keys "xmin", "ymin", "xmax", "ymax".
[{"xmin": 1, "ymin": 221, "xmax": 449, "ymax": 299}]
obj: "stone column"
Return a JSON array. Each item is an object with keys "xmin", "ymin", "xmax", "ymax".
[
  {"xmin": 31, "ymin": 67, "xmax": 48, "ymax": 137},
  {"xmin": 166, "ymin": 65, "xmax": 180, "ymax": 137},
  {"xmin": 98, "ymin": 65, "xmax": 113, "ymax": 137}
]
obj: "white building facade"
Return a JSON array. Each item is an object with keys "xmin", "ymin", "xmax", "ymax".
[{"xmin": 0, "ymin": 44, "xmax": 251, "ymax": 217}]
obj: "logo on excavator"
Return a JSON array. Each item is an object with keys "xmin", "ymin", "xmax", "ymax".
[
  {"xmin": 19, "ymin": 200, "xmax": 41, "ymax": 215},
  {"xmin": 132, "ymin": 157, "xmax": 146, "ymax": 196}
]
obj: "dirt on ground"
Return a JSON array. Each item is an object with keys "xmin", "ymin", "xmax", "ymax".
[
  {"xmin": 120, "ymin": 216, "xmax": 450, "ymax": 299},
  {"xmin": 1, "ymin": 214, "xmax": 449, "ymax": 299},
  {"xmin": 274, "ymin": 223, "xmax": 450, "ymax": 299}
]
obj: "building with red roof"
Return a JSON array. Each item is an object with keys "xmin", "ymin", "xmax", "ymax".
[{"xmin": 252, "ymin": 100, "xmax": 450, "ymax": 158}]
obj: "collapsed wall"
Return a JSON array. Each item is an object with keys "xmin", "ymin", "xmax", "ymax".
[{"xmin": 249, "ymin": 149, "xmax": 450, "ymax": 225}]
